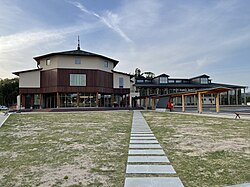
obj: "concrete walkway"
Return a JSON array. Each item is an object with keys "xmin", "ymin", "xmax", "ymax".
[
  {"xmin": 124, "ymin": 111, "xmax": 184, "ymax": 187},
  {"xmin": 0, "ymin": 113, "xmax": 11, "ymax": 127}
]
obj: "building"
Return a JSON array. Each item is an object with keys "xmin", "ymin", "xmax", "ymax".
[
  {"xmin": 13, "ymin": 44, "xmax": 131, "ymax": 109},
  {"xmin": 132, "ymin": 71, "xmax": 247, "ymax": 107}
]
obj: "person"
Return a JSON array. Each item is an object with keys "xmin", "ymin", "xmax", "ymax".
[{"xmin": 167, "ymin": 100, "xmax": 173, "ymax": 112}]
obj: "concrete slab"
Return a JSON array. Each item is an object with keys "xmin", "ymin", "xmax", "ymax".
[
  {"xmin": 128, "ymin": 149, "xmax": 165, "ymax": 155},
  {"xmin": 130, "ymin": 137, "xmax": 156, "ymax": 140},
  {"xmin": 128, "ymin": 156, "xmax": 169, "ymax": 163},
  {"xmin": 130, "ymin": 140, "xmax": 158, "ymax": 144},
  {"xmin": 0, "ymin": 113, "xmax": 11, "ymax": 127},
  {"xmin": 131, "ymin": 134, "xmax": 154, "ymax": 137},
  {"xmin": 129, "ymin": 144, "xmax": 162, "ymax": 149},
  {"xmin": 126, "ymin": 165, "xmax": 176, "ymax": 174},
  {"xmin": 226, "ymin": 183, "xmax": 250, "ymax": 187},
  {"xmin": 131, "ymin": 131, "xmax": 152, "ymax": 134},
  {"xmin": 124, "ymin": 177, "xmax": 184, "ymax": 187}
]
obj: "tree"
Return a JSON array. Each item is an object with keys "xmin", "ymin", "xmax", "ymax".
[{"xmin": 0, "ymin": 78, "xmax": 19, "ymax": 107}]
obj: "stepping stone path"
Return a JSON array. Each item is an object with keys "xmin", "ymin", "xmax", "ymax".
[{"xmin": 124, "ymin": 111, "xmax": 184, "ymax": 187}]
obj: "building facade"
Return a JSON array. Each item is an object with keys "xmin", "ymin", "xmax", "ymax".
[
  {"xmin": 13, "ymin": 47, "xmax": 130, "ymax": 109},
  {"xmin": 133, "ymin": 72, "xmax": 247, "ymax": 107}
]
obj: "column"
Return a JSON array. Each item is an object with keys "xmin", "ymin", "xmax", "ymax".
[
  {"xmin": 140, "ymin": 98, "xmax": 142, "ymax": 107},
  {"xmin": 182, "ymin": 95, "xmax": 185, "ymax": 112},
  {"xmin": 198, "ymin": 93, "xmax": 203, "ymax": 113},
  {"xmin": 216, "ymin": 93, "xmax": 219, "ymax": 113},
  {"xmin": 19, "ymin": 93, "xmax": 22, "ymax": 110},
  {"xmin": 151, "ymin": 98, "xmax": 155, "ymax": 110},
  {"xmin": 56, "ymin": 92, "xmax": 60, "ymax": 108},
  {"xmin": 145, "ymin": 97, "xmax": 148, "ymax": 110},
  {"xmin": 244, "ymin": 88, "xmax": 247, "ymax": 105},
  {"xmin": 111, "ymin": 94, "xmax": 115, "ymax": 107},
  {"xmin": 227, "ymin": 91, "xmax": 230, "ymax": 105},
  {"xmin": 235, "ymin": 89, "xmax": 239, "ymax": 105},
  {"xmin": 77, "ymin": 92, "xmax": 80, "ymax": 107},
  {"xmin": 96, "ymin": 92, "xmax": 99, "ymax": 107},
  {"xmin": 40, "ymin": 93, "xmax": 43, "ymax": 109}
]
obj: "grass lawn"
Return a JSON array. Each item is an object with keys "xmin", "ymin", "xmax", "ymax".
[
  {"xmin": 143, "ymin": 112, "xmax": 250, "ymax": 187},
  {"xmin": 0, "ymin": 111, "xmax": 132, "ymax": 187}
]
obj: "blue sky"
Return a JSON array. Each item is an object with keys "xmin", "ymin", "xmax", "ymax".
[{"xmin": 0, "ymin": 0, "xmax": 250, "ymax": 90}]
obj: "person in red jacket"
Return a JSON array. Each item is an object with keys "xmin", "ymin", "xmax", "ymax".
[{"xmin": 167, "ymin": 99, "xmax": 173, "ymax": 112}]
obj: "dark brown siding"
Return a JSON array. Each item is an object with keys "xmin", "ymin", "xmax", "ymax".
[
  {"xmin": 38, "ymin": 68, "xmax": 114, "ymax": 93},
  {"xmin": 41, "ymin": 69, "xmax": 58, "ymax": 88},
  {"xmin": 57, "ymin": 69, "xmax": 113, "ymax": 88}
]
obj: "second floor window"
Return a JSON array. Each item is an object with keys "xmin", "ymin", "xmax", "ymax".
[
  {"xmin": 119, "ymin": 77, "xmax": 124, "ymax": 88},
  {"xmin": 160, "ymin": 77, "xmax": 168, "ymax": 84},
  {"xmin": 75, "ymin": 57, "xmax": 81, "ymax": 64},
  {"xmin": 104, "ymin": 61, "xmax": 109, "ymax": 68},
  {"xmin": 70, "ymin": 74, "xmax": 86, "ymax": 86},
  {"xmin": 200, "ymin": 78, "xmax": 208, "ymax": 84},
  {"xmin": 46, "ymin": 59, "xmax": 51, "ymax": 66}
]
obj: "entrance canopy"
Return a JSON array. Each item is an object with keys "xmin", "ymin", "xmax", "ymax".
[{"xmin": 169, "ymin": 87, "xmax": 232, "ymax": 113}]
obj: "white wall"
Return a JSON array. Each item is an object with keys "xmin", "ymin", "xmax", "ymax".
[
  {"xmin": 19, "ymin": 71, "xmax": 40, "ymax": 88},
  {"xmin": 39, "ymin": 55, "xmax": 115, "ymax": 72},
  {"xmin": 113, "ymin": 72, "xmax": 130, "ymax": 88}
]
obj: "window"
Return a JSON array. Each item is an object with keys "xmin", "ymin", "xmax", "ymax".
[
  {"xmin": 104, "ymin": 61, "xmax": 109, "ymax": 68},
  {"xmin": 46, "ymin": 59, "xmax": 51, "ymax": 66},
  {"xmin": 75, "ymin": 57, "xmax": 81, "ymax": 64},
  {"xmin": 119, "ymin": 77, "xmax": 124, "ymax": 88},
  {"xmin": 200, "ymin": 78, "xmax": 208, "ymax": 84},
  {"xmin": 136, "ymin": 79, "xmax": 144, "ymax": 83},
  {"xmin": 159, "ymin": 77, "xmax": 168, "ymax": 84},
  {"xmin": 70, "ymin": 74, "xmax": 86, "ymax": 86},
  {"xmin": 168, "ymin": 79, "xmax": 175, "ymax": 83},
  {"xmin": 175, "ymin": 80, "xmax": 182, "ymax": 83}
]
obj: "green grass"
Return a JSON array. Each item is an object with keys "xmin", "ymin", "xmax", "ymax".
[
  {"xmin": 0, "ymin": 111, "xmax": 132, "ymax": 187},
  {"xmin": 142, "ymin": 112, "xmax": 250, "ymax": 187}
]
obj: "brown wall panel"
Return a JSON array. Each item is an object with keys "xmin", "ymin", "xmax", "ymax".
[
  {"xmin": 41, "ymin": 69, "xmax": 58, "ymax": 88},
  {"xmin": 57, "ymin": 69, "xmax": 113, "ymax": 88}
]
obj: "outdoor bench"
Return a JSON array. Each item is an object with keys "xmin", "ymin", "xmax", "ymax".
[{"xmin": 235, "ymin": 112, "xmax": 250, "ymax": 119}]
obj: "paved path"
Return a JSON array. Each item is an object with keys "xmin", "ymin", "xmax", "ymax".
[
  {"xmin": 0, "ymin": 113, "xmax": 10, "ymax": 127},
  {"xmin": 124, "ymin": 111, "xmax": 184, "ymax": 187}
]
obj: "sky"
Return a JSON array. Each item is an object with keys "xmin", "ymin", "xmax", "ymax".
[{"xmin": 0, "ymin": 0, "xmax": 250, "ymax": 90}]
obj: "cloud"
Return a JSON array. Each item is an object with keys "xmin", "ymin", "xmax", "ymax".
[{"xmin": 70, "ymin": 1, "xmax": 133, "ymax": 43}]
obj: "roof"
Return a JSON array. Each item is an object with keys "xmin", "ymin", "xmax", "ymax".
[
  {"xmin": 112, "ymin": 70, "xmax": 131, "ymax": 76},
  {"xmin": 34, "ymin": 49, "xmax": 119, "ymax": 68},
  {"xmin": 12, "ymin": 68, "xmax": 42, "ymax": 76},
  {"xmin": 190, "ymin": 74, "xmax": 210, "ymax": 80},
  {"xmin": 155, "ymin": 73, "xmax": 169, "ymax": 78}
]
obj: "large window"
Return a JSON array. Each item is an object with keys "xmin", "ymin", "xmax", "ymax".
[
  {"xmin": 160, "ymin": 77, "xmax": 168, "ymax": 84},
  {"xmin": 200, "ymin": 78, "xmax": 208, "ymax": 84},
  {"xmin": 119, "ymin": 77, "xmax": 124, "ymax": 88},
  {"xmin": 70, "ymin": 74, "xmax": 86, "ymax": 86}
]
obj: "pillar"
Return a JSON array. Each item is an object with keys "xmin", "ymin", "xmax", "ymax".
[
  {"xmin": 145, "ymin": 97, "xmax": 149, "ymax": 110},
  {"xmin": 198, "ymin": 93, "xmax": 203, "ymax": 113},
  {"xmin": 96, "ymin": 92, "xmax": 99, "ymax": 107},
  {"xmin": 56, "ymin": 92, "xmax": 60, "ymax": 108},
  {"xmin": 244, "ymin": 88, "xmax": 247, "ymax": 105},
  {"xmin": 182, "ymin": 95, "xmax": 185, "ymax": 112},
  {"xmin": 140, "ymin": 98, "xmax": 142, "ymax": 107},
  {"xmin": 151, "ymin": 98, "xmax": 155, "ymax": 110},
  {"xmin": 216, "ymin": 93, "xmax": 219, "ymax": 113},
  {"xmin": 227, "ymin": 91, "xmax": 230, "ymax": 105},
  {"xmin": 40, "ymin": 93, "xmax": 43, "ymax": 109},
  {"xmin": 111, "ymin": 94, "xmax": 114, "ymax": 107},
  {"xmin": 77, "ymin": 92, "xmax": 80, "ymax": 107},
  {"xmin": 235, "ymin": 89, "xmax": 239, "ymax": 105}
]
